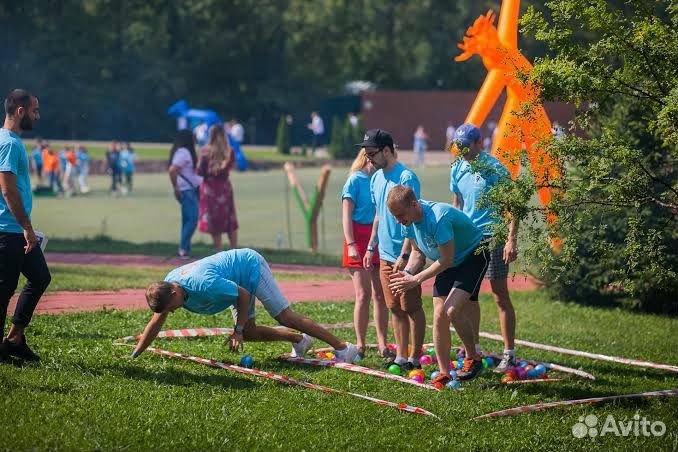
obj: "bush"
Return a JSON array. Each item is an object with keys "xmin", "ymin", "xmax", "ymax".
[
  {"xmin": 328, "ymin": 116, "xmax": 348, "ymax": 159},
  {"xmin": 275, "ymin": 116, "xmax": 290, "ymax": 155}
]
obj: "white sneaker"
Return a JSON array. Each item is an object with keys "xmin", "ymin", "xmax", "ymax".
[
  {"xmin": 291, "ymin": 333, "xmax": 313, "ymax": 357},
  {"xmin": 333, "ymin": 342, "xmax": 358, "ymax": 363}
]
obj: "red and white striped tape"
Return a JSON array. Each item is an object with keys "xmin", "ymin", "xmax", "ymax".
[
  {"xmin": 421, "ymin": 343, "xmax": 595, "ymax": 380},
  {"xmin": 278, "ymin": 354, "xmax": 441, "ymax": 391},
  {"xmin": 113, "ymin": 343, "xmax": 438, "ymax": 418},
  {"xmin": 473, "ymin": 389, "xmax": 678, "ymax": 420},
  {"xmin": 479, "ymin": 378, "xmax": 564, "ymax": 389}
]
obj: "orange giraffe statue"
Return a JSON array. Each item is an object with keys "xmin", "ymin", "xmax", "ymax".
[{"xmin": 454, "ymin": 0, "xmax": 561, "ymax": 249}]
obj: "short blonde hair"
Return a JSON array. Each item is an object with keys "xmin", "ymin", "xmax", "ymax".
[
  {"xmin": 145, "ymin": 281, "xmax": 174, "ymax": 313},
  {"xmin": 386, "ymin": 185, "xmax": 417, "ymax": 209},
  {"xmin": 350, "ymin": 148, "xmax": 369, "ymax": 174}
]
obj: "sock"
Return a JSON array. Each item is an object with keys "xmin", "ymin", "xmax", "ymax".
[
  {"xmin": 504, "ymin": 349, "xmax": 515, "ymax": 356},
  {"xmin": 474, "ymin": 343, "xmax": 482, "ymax": 354},
  {"xmin": 408, "ymin": 357, "xmax": 420, "ymax": 366},
  {"xmin": 394, "ymin": 356, "xmax": 407, "ymax": 365}
]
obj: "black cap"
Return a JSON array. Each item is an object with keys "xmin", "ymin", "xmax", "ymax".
[{"xmin": 355, "ymin": 128, "xmax": 394, "ymax": 149}]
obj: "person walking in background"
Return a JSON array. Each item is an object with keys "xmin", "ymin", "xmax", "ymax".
[
  {"xmin": 43, "ymin": 146, "xmax": 62, "ymax": 195},
  {"xmin": 193, "ymin": 121, "xmax": 209, "ymax": 147},
  {"xmin": 341, "ymin": 148, "xmax": 392, "ymax": 359},
  {"xmin": 412, "ymin": 125, "xmax": 428, "ymax": 168},
  {"xmin": 63, "ymin": 146, "xmax": 78, "ymax": 197},
  {"xmin": 197, "ymin": 124, "xmax": 239, "ymax": 251},
  {"xmin": 229, "ymin": 119, "xmax": 244, "ymax": 145},
  {"xmin": 75, "ymin": 144, "xmax": 90, "ymax": 193},
  {"xmin": 445, "ymin": 122, "xmax": 456, "ymax": 152},
  {"xmin": 169, "ymin": 129, "xmax": 202, "ymax": 259},
  {"xmin": 30, "ymin": 138, "xmax": 43, "ymax": 186},
  {"xmin": 0, "ymin": 89, "xmax": 51, "ymax": 363},
  {"xmin": 106, "ymin": 141, "xmax": 121, "ymax": 196},
  {"xmin": 307, "ymin": 111, "xmax": 324, "ymax": 153},
  {"xmin": 120, "ymin": 142, "xmax": 135, "ymax": 195}
]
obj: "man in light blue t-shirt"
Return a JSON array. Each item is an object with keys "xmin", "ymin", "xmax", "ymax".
[
  {"xmin": 0, "ymin": 89, "xmax": 50, "ymax": 363},
  {"xmin": 450, "ymin": 123, "xmax": 519, "ymax": 372},
  {"xmin": 357, "ymin": 128, "xmax": 425, "ymax": 372},
  {"xmin": 386, "ymin": 185, "xmax": 489, "ymax": 384},
  {"xmin": 132, "ymin": 249, "xmax": 358, "ymax": 363}
]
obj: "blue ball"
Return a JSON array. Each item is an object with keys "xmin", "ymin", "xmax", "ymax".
[
  {"xmin": 534, "ymin": 364, "xmax": 546, "ymax": 375},
  {"xmin": 446, "ymin": 380, "xmax": 461, "ymax": 390},
  {"xmin": 456, "ymin": 360, "xmax": 464, "ymax": 369},
  {"xmin": 485, "ymin": 357, "xmax": 495, "ymax": 367},
  {"xmin": 430, "ymin": 371, "xmax": 440, "ymax": 381},
  {"xmin": 240, "ymin": 354, "xmax": 254, "ymax": 368},
  {"xmin": 519, "ymin": 361, "xmax": 529, "ymax": 368},
  {"xmin": 527, "ymin": 369, "xmax": 537, "ymax": 379},
  {"xmin": 449, "ymin": 370, "xmax": 457, "ymax": 379}
]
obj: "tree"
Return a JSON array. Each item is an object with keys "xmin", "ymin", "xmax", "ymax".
[
  {"xmin": 276, "ymin": 116, "xmax": 291, "ymax": 155},
  {"xmin": 487, "ymin": 0, "xmax": 677, "ymax": 313}
]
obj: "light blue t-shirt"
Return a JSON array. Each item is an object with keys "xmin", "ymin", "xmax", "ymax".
[
  {"xmin": 120, "ymin": 149, "xmax": 135, "ymax": 174},
  {"xmin": 164, "ymin": 249, "xmax": 262, "ymax": 315},
  {"xmin": 370, "ymin": 162, "xmax": 420, "ymax": 262},
  {"xmin": 76, "ymin": 149, "xmax": 89, "ymax": 163},
  {"xmin": 341, "ymin": 170, "xmax": 375, "ymax": 225},
  {"xmin": 0, "ymin": 129, "xmax": 32, "ymax": 233},
  {"xmin": 58, "ymin": 150, "xmax": 67, "ymax": 171},
  {"xmin": 450, "ymin": 152, "xmax": 510, "ymax": 236},
  {"xmin": 31, "ymin": 148, "xmax": 42, "ymax": 165},
  {"xmin": 403, "ymin": 200, "xmax": 483, "ymax": 267}
]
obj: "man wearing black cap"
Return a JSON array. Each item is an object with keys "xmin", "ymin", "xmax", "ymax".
[{"xmin": 358, "ymin": 129, "xmax": 426, "ymax": 371}]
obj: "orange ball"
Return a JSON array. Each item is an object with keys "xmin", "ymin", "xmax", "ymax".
[
  {"xmin": 525, "ymin": 365, "xmax": 535, "ymax": 371},
  {"xmin": 501, "ymin": 375, "xmax": 514, "ymax": 383},
  {"xmin": 408, "ymin": 369, "xmax": 425, "ymax": 379}
]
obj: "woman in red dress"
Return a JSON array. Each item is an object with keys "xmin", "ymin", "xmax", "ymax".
[{"xmin": 197, "ymin": 124, "xmax": 238, "ymax": 250}]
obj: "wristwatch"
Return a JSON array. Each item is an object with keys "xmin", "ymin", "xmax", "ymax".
[
  {"xmin": 367, "ymin": 245, "xmax": 375, "ymax": 252},
  {"xmin": 234, "ymin": 325, "xmax": 244, "ymax": 334}
]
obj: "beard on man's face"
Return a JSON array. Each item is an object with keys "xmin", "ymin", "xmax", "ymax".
[{"xmin": 19, "ymin": 114, "xmax": 33, "ymax": 131}]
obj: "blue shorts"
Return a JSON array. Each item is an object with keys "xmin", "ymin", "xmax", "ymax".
[{"xmin": 230, "ymin": 258, "xmax": 289, "ymax": 322}]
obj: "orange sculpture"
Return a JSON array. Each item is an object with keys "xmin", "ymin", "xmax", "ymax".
[{"xmin": 454, "ymin": 0, "xmax": 561, "ymax": 249}]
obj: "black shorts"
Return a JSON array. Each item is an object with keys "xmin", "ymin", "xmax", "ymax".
[{"xmin": 432, "ymin": 246, "xmax": 490, "ymax": 301}]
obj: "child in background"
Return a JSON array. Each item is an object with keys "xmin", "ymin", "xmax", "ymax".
[
  {"xmin": 76, "ymin": 144, "xmax": 90, "ymax": 193},
  {"xmin": 63, "ymin": 146, "xmax": 78, "ymax": 197},
  {"xmin": 120, "ymin": 142, "xmax": 135, "ymax": 195}
]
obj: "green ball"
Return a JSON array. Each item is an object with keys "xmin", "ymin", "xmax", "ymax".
[
  {"xmin": 425, "ymin": 348, "xmax": 436, "ymax": 357},
  {"xmin": 482, "ymin": 358, "xmax": 489, "ymax": 368},
  {"xmin": 388, "ymin": 364, "xmax": 401, "ymax": 376}
]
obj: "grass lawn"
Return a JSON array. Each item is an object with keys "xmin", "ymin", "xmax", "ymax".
[
  {"xmin": 30, "ymin": 167, "xmax": 458, "ymax": 255},
  {"xmin": 1, "ymin": 290, "xmax": 676, "ymax": 451},
  {"xmin": 19, "ymin": 264, "xmax": 346, "ymax": 292}
]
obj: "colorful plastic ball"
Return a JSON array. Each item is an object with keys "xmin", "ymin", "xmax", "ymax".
[
  {"xmin": 451, "ymin": 360, "xmax": 458, "ymax": 369},
  {"xmin": 419, "ymin": 355, "xmax": 433, "ymax": 366},
  {"xmin": 387, "ymin": 344, "xmax": 397, "ymax": 352},
  {"xmin": 425, "ymin": 348, "xmax": 436, "ymax": 357},
  {"xmin": 239, "ymin": 354, "xmax": 254, "ymax": 368},
  {"xmin": 515, "ymin": 367, "xmax": 527, "ymax": 380},
  {"xmin": 525, "ymin": 364, "xmax": 535, "ymax": 371},
  {"xmin": 325, "ymin": 352, "xmax": 335, "ymax": 360},
  {"xmin": 527, "ymin": 369, "xmax": 538, "ymax": 379},
  {"xmin": 534, "ymin": 364, "xmax": 546, "ymax": 375},
  {"xmin": 430, "ymin": 371, "xmax": 440, "ymax": 381},
  {"xmin": 315, "ymin": 351, "xmax": 325, "ymax": 359},
  {"xmin": 456, "ymin": 360, "xmax": 464, "ymax": 370},
  {"xmin": 446, "ymin": 380, "xmax": 462, "ymax": 390},
  {"xmin": 501, "ymin": 375, "xmax": 514, "ymax": 383},
  {"xmin": 411, "ymin": 374, "xmax": 424, "ymax": 383},
  {"xmin": 519, "ymin": 361, "xmax": 529, "ymax": 368},
  {"xmin": 481, "ymin": 358, "xmax": 489, "ymax": 369},
  {"xmin": 505, "ymin": 369, "xmax": 517, "ymax": 379},
  {"xmin": 449, "ymin": 370, "xmax": 457, "ymax": 379},
  {"xmin": 388, "ymin": 364, "xmax": 402, "ymax": 376},
  {"xmin": 485, "ymin": 357, "xmax": 495, "ymax": 367},
  {"xmin": 408, "ymin": 369, "xmax": 423, "ymax": 379}
]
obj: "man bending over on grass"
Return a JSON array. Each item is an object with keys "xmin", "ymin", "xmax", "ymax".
[
  {"xmin": 386, "ymin": 186, "xmax": 489, "ymax": 386},
  {"xmin": 132, "ymin": 248, "xmax": 359, "ymax": 363}
]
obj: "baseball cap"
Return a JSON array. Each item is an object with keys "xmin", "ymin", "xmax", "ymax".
[
  {"xmin": 453, "ymin": 123, "xmax": 481, "ymax": 148},
  {"xmin": 355, "ymin": 128, "xmax": 394, "ymax": 149}
]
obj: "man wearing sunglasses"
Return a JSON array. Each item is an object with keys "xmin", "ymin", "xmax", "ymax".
[{"xmin": 357, "ymin": 129, "xmax": 426, "ymax": 371}]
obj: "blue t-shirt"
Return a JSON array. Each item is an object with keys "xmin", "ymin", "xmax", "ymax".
[
  {"xmin": 341, "ymin": 170, "xmax": 375, "ymax": 225},
  {"xmin": 403, "ymin": 200, "xmax": 482, "ymax": 267},
  {"xmin": 58, "ymin": 150, "xmax": 67, "ymax": 171},
  {"xmin": 164, "ymin": 249, "xmax": 262, "ymax": 315},
  {"xmin": 120, "ymin": 149, "xmax": 135, "ymax": 174},
  {"xmin": 76, "ymin": 149, "xmax": 89, "ymax": 163},
  {"xmin": 31, "ymin": 148, "xmax": 42, "ymax": 165},
  {"xmin": 0, "ymin": 129, "xmax": 32, "ymax": 233},
  {"xmin": 370, "ymin": 162, "xmax": 420, "ymax": 262},
  {"xmin": 450, "ymin": 152, "xmax": 510, "ymax": 236}
]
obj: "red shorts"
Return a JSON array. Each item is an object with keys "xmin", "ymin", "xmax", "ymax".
[{"xmin": 342, "ymin": 221, "xmax": 380, "ymax": 268}]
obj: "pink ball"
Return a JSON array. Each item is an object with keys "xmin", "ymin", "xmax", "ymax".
[
  {"xmin": 419, "ymin": 355, "xmax": 433, "ymax": 366},
  {"xmin": 411, "ymin": 374, "xmax": 424, "ymax": 383}
]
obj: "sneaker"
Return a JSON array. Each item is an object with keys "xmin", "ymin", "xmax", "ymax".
[
  {"xmin": 333, "ymin": 342, "xmax": 358, "ymax": 363},
  {"xmin": 291, "ymin": 333, "xmax": 313, "ymax": 358},
  {"xmin": 495, "ymin": 353, "xmax": 517, "ymax": 373},
  {"xmin": 378, "ymin": 347, "xmax": 396, "ymax": 360},
  {"xmin": 431, "ymin": 373, "xmax": 452, "ymax": 390},
  {"xmin": 402, "ymin": 361, "xmax": 422, "ymax": 371},
  {"xmin": 3, "ymin": 335, "xmax": 40, "ymax": 362},
  {"xmin": 456, "ymin": 358, "xmax": 483, "ymax": 381}
]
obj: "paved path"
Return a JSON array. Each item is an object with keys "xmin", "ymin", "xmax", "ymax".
[{"xmin": 9, "ymin": 253, "xmax": 540, "ymax": 315}]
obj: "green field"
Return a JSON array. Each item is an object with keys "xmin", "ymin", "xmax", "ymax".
[
  {"xmin": 1, "ymin": 291, "xmax": 676, "ymax": 451},
  {"xmin": 31, "ymin": 167, "xmax": 457, "ymax": 254}
]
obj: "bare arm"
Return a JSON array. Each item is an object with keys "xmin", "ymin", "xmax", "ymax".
[
  {"xmin": 132, "ymin": 311, "xmax": 170, "ymax": 358},
  {"xmin": 169, "ymin": 165, "xmax": 181, "ymax": 200},
  {"xmin": 390, "ymin": 240, "xmax": 455, "ymax": 294},
  {"xmin": 342, "ymin": 199, "xmax": 360, "ymax": 260},
  {"xmin": 228, "ymin": 286, "xmax": 252, "ymax": 352},
  {"xmin": 451, "ymin": 192, "xmax": 462, "ymax": 210},
  {"xmin": 503, "ymin": 215, "xmax": 519, "ymax": 264},
  {"xmin": 0, "ymin": 171, "xmax": 37, "ymax": 253},
  {"xmin": 363, "ymin": 211, "xmax": 379, "ymax": 269}
]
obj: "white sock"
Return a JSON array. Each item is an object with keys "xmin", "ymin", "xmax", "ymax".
[
  {"xmin": 504, "ymin": 349, "xmax": 515, "ymax": 356},
  {"xmin": 474, "ymin": 343, "xmax": 482, "ymax": 354},
  {"xmin": 394, "ymin": 356, "xmax": 407, "ymax": 365},
  {"xmin": 408, "ymin": 357, "xmax": 420, "ymax": 366}
]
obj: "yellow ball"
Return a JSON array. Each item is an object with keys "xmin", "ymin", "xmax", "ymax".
[
  {"xmin": 325, "ymin": 352, "xmax": 335, "ymax": 360},
  {"xmin": 408, "ymin": 370, "xmax": 424, "ymax": 379}
]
